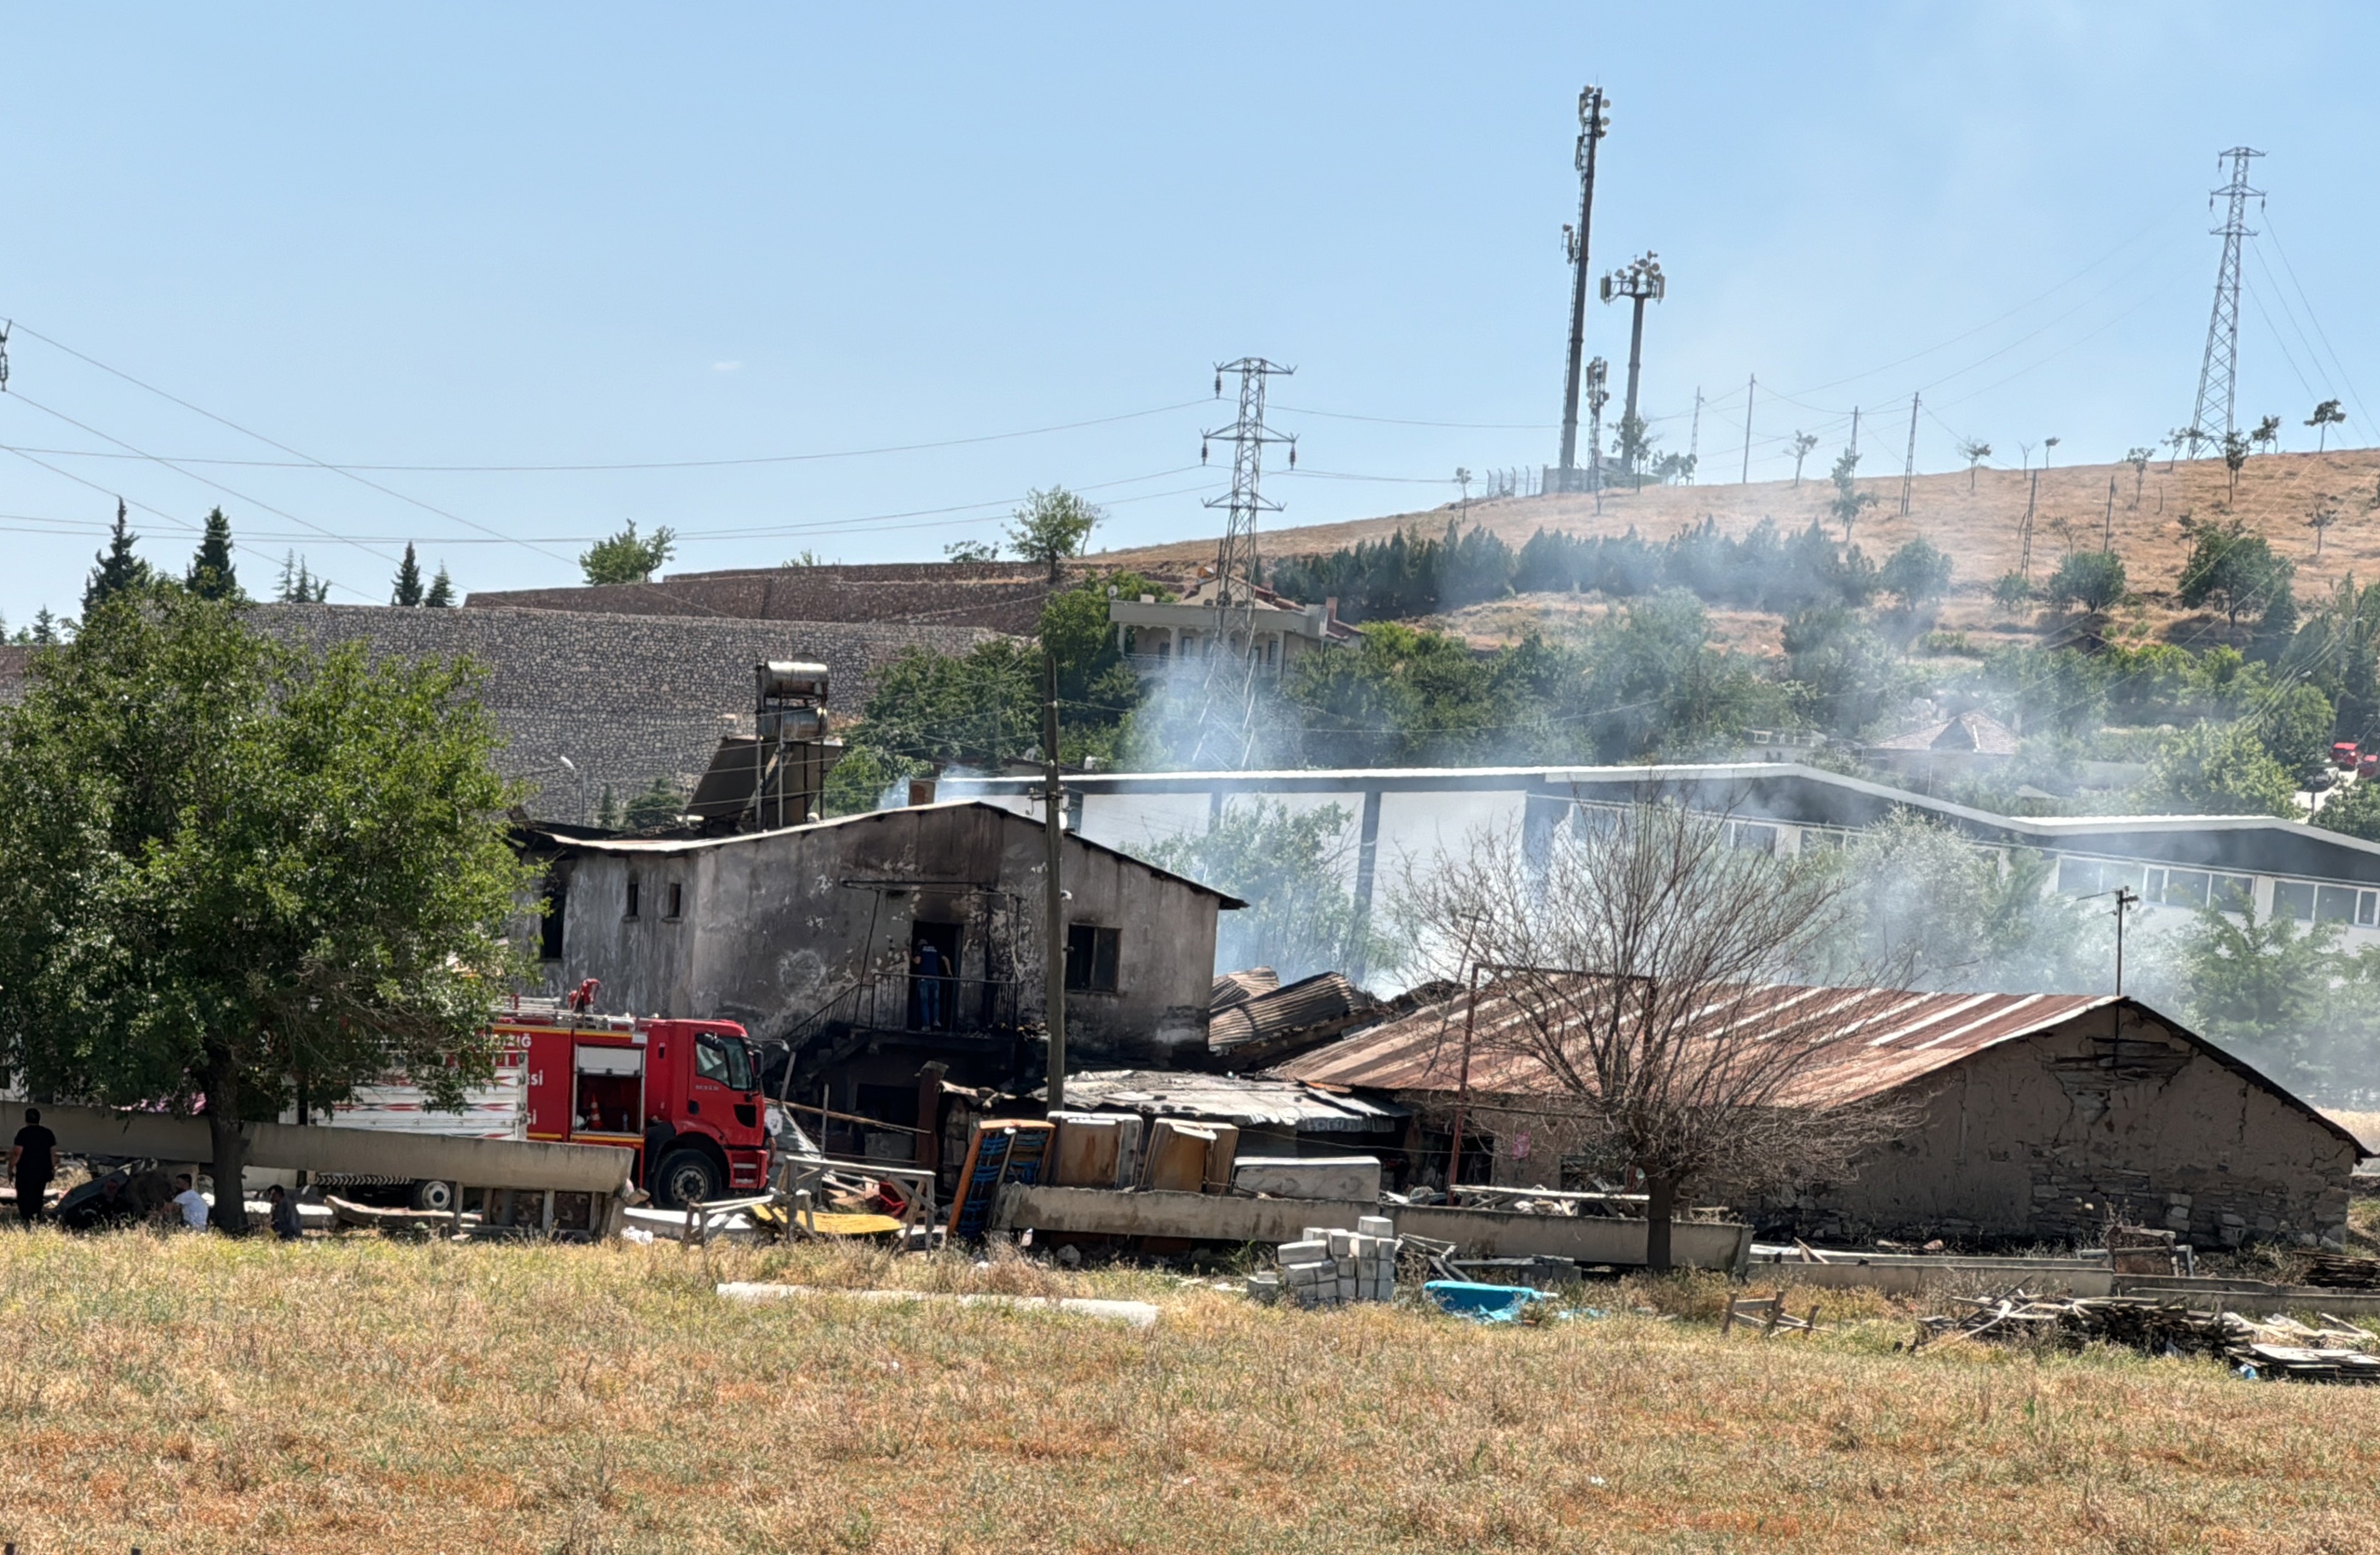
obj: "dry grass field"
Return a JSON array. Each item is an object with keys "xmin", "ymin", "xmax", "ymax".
[
  {"xmin": 4, "ymin": 1231, "xmax": 2380, "ymax": 1553},
  {"xmin": 1099, "ymin": 449, "xmax": 2380, "ymax": 651}
]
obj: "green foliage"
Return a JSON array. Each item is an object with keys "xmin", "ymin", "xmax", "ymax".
[
  {"xmin": 390, "ymin": 542, "xmax": 424, "ymax": 607},
  {"xmin": 819, "ymin": 745, "xmax": 925, "ymax": 817},
  {"xmin": 83, "ymin": 501, "xmax": 154, "ymax": 615},
  {"xmin": 1879, "ymin": 539, "xmax": 1954, "ymax": 611},
  {"xmin": 1831, "ymin": 815, "xmax": 2101, "ymax": 991},
  {"xmin": 943, "ymin": 540, "xmax": 999, "ymax": 563},
  {"xmin": 1989, "ymin": 572, "xmax": 2034, "ymax": 613},
  {"xmin": 2177, "ymin": 517, "xmax": 2292, "ymax": 628},
  {"xmin": 2043, "ymin": 549, "xmax": 2127, "ymax": 613},
  {"xmin": 622, "ymin": 777, "xmax": 686, "ymax": 829},
  {"xmin": 594, "ymin": 784, "xmax": 620, "ymax": 830},
  {"xmin": 2166, "ymin": 901, "xmax": 2349, "ymax": 1098},
  {"xmin": 1826, "ymin": 449, "xmax": 1878, "ymax": 542},
  {"xmin": 1005, "ymin": 488, "xmax": 1102, "ymax": 582},
  {"xmin": 2315, "ymin": 779, "xmax": 2380, "ymax": 843},
  {"xmin": 0, "ymin": 592, "xmax": 533, "ymax": 1227},
  {"xmin": 185, "ymin": 507, "xmax": 243, "ymax": 602},
  {"xmin": 2308, "ymin": 399, "xmax": 2347, "ymax": 453},
  {"xmin": 854, "ymin": 640, "xmax": 1044, "ymax": 771},
  {"xmin": 1790, "ymin": 431, "xmax": 1820, "ymax": 487},
  {"xmin": 424, "ymin": 565, "xmax": 456, "ymax": 609},
  {"xmin": 578, "ymin": 521, "xmax": 676, "ymax": 587},
  {"xmin": 1144, "ymin": 800, "xmax": 1403, "ymax": 985},
  {"xmin": 275, "ymin": 550, "xmax": 330, "ymax": 604},
  {"xmin": 2135, "ymin": 721, "xmax": 2299, "ymax": 817},
  {"xmin": 1781, "ymin": 607, "xmax": 1911, "ymax": 737},
  {"xmin": 2254, "ymin": 682, "xmax": 2336, "ymax": 785}
]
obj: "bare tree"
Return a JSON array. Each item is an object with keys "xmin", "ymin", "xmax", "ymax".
[
  {"xmin": 1403, "ymin": 799, "xmax": 1912, "ymax": 1271},
  {"xmin": 2309, "ymin": 499, "xmax": 2342, "ymax": 560},
  {"xmin": 1958, "ymin": 438, "xmax": 1991, "ymax": 493}
]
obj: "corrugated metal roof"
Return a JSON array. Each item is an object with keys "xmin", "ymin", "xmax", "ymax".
[
  {"xmin": 1272, "ymin": 984, "xmax": 2121, "ymax": 1107},
  {"xmin": 1055, "ymin": 1069, "xmax": 1406, "ymax": 1132},
  {"xmin": 1208, "ymin": 972, "xmax": 1371, "ymax": 1055}
]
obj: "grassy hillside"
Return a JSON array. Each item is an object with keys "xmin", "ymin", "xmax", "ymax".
[
  {"xmin": 1101, "ymin": 448, "xmax": 2380, "ymax": 645},
  {"xmin": 4, "ymin": 1231, "xmax": 2380, "ymax": 1552}
]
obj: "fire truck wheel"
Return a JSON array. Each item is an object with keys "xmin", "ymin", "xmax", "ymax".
[
  {"xmin": 409, "ymin": 1178, "xmax": 455, "ymax": 1214},
  {"xmin": 655, "ymin": 1149, "xmax": 724, "ymax": 1209}
]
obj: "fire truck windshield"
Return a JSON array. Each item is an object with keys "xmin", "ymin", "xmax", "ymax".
[{"xmin": 695, "ymin": 1032, "xmax": 754, "ymax": 1093}]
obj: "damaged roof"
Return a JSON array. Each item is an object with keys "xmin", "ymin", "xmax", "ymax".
[
  {"xmin": 1272, "ymin": 983, "xmax": 2364, "ymax": 1152},
  {"xmin": 1055, "ymin": 1069, "xmax": 1406, "ymax": 1132}
]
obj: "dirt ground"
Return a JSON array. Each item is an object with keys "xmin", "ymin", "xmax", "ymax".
[{"xmin": 1097, "ymin": 449, "xmax": 2380, "ymax": 645}]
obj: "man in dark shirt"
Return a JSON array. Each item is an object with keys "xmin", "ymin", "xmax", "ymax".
[{"xmin": 9, "ymin": 1108, "xmax": 58, "ymax": 1226}]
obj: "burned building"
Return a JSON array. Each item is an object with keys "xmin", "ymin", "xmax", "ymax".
[
  {"xmin": 1277, "ymin": 987, "xmax": 2363, "ymax": 1250},
  {"xmin": 529, "ymin": 800, "xmax": 1243, "ymax": 1155}
]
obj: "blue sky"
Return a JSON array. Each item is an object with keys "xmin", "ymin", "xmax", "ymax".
[{"xmin": 0, "ymin": 3, "xmax": 2371, "ymax": 624}]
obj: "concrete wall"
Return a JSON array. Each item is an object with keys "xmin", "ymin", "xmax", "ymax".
[
  {"xmin": 545, "ymin": 804, "xmax": 1222, "ymax": 1067},
  {"xmin": 1770, "ymin": 1006, "xmax": 2356, "ymax": 1248}
]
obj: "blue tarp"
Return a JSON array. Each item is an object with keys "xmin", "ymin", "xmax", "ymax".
[{"xmin": 1425, "ymin": 1280, "xmax": 1553, "ymax": 1323}]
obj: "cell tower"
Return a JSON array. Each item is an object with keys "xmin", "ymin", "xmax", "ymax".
[
  {"xmin": 1585, "ymin": 356, "xmax": 1610, "ymax": 498},
  {"xmin": 2189, "ymin": 147, "xmax": 2264, "ymax": 449},
  {"xmin": 1600, "ymin": 252, "xmax": 1665, "ymax": 481},
  {"xmin": 1194, "ymin": 357, "xmax": 1295, "ymax": 768},
  {"xmin": 1555, "ymin": 85, "xmax": 1610, "ymax": 491}
]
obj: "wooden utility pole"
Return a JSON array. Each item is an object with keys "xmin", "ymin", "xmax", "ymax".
[
  {"xmin": 1899, "ymin": 391, "xmax": 1921, "ymax": 515},
  {"xmin": 1740, "ymin": 374, "xmax": 1756, "ymax": 484},
  {"xmin": 1041, "ymin": 651, "xmax": 1067, "ymax": 1109}
]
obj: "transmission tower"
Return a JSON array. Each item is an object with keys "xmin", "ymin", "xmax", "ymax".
[
  {"xmin": 1194, "ymin": 357, "xmax": 1295, "ymax": 768},
  {"xmin": 1555, "ymin": 85, "xmax": 1610, "ymax": 490},
  {"xmin": 2190, "ymin": 147, "xmax": 2264, "ymax": 448},
  {"xmin": 1601, "ymin": 252, "xmax": 1664, "ymax": 480},
  {"xmin": 1585, "ymin": 355, "xmax": 1610, "ymax": 498}
]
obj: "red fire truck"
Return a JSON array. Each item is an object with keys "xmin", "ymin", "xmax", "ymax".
[{"xmin": 508, "ymin": 985, "xmax": 775, "ymax": 1208}]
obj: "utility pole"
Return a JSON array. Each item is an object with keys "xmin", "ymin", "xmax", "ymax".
[
  {"xmin": 2112, "ymin": 886, "xmax": 2140, "ymax": 996},
  {"xmin": 2103, "ymin": 474, "xmax": 2118, "ymax": 550},
  {"xmin": 1898, "ymin": 392, "xmax": 1920, "ymax": 515},
  {"xmin": 1687, "ymin": 386, "xmax": 1703, "ymax": 483},
  {"xmin": 2020, "ymin": 467, "xmax": 2040, "ymax": 579},
  {"xmin": 1195, "ymin": 358, "xmax": 1295, "ymax": 769},
  {"xmin": 1555, "ymin": 85, "xmax": 1610, "ymax": 491},
  {"xmin": 1042, "ymin": 650, "xmax": 1067, "ymax": 1110},
  {"xmin": 2190, "ymin": 147, "xmax": 2264, "ymax": 447},
  {"xmin": 1849, "ymin": 405, "xmax": 1861, "ymax": 462},
  {"xmin": 1601, "ymin": 252, "xmax": 1664, "ymax": 482},
  {"xmin": 1740, "ymin": 374, "xmax": 1756, "ymax": 484}
]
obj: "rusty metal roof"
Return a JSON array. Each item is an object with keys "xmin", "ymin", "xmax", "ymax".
[
  {"xmin": 1272, "ymin": 985, "xmax": 2123, "ymax": 1107},
  {"xmin": 1052, "ymin": 1070, "xmax": 1406, "ymax": 1132}
]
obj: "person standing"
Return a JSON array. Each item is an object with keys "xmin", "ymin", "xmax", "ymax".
[
  {"xmin": 913, "ymin": 939, "xmax": 944, "ymax": 1031},
  {"xmin": 9, "ymin": 1108, "xmax": 57, "ymax": 1226}
]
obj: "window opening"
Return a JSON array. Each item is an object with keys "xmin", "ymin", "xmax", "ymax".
[{"xmin": 1065, "ymin": 924, "xmax": 1120, "ymax": 992}]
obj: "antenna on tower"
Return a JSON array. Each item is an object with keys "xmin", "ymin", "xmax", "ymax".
[
  {"xmin": 1601, "ymin": 252, "xmax": 1665, "ymax": 487},
  {"xmin": 0, "ymin": 320, "xmax": 13, "ymax": 393},
  {"xmin": 1193, "ymin": 357, "xmax": 1295, "ymax": 769},
  {"xmin": 1554, "ymin": 85, "xmax": 1609, "ymax": 493},
  {"xmin": 2189, "ymin": 147, "xmax": 2264, "ymax": 452}
]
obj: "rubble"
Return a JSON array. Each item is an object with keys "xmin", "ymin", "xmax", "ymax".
[{"xmin": 1911, "ymin": 1292, "xmax": 2380, "ymax": 1381}]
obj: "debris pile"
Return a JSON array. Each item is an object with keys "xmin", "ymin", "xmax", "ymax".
[
  {"xmin": 1248, "ymin": 1216, "xmax": 1401, "ymax": 1309},
  {"xmin": 1914, "ymin": 1293, "xmax": 2380, "ymax": 1382},
  {"xmin": 2302, "ymin": 1252, "xmax": 2380, "ymax": 1290}
]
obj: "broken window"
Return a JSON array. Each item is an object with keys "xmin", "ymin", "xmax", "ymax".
[{"xmin": 1065, "ymin": 924, "xmax": 1120, "ymax": 992}]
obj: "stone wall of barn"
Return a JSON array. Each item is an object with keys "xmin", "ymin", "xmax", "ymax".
[{"xmin": 1765, "ymin": 1005, "xmax": 2356, "ymax": 1250}]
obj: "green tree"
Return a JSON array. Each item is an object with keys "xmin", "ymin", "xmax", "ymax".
[
  {"xmin": 1005, "ymin": 488, "xmax": 1102, "ymax": 582},
  {"xmin": 1990, "ymin": 571, "xmax": 2035, "ymax": 614},
  {"xmin": 1879, "ymin": 538, "xmax": 1954, "ymax": 611},
  {"xmin": 819, "ymin": 745, "xmax": 924, "ymax": 818},
  {"xmin": 275, "ymin": 550, "xmax": 330, "ymax": 604},
  {"xmin": 2315, "ymin": 779, "xmax": 2380, "ymax": 842},
  {"xmin": 2043, "ymin": 549, "xmax": 2127, "ymax": 613},
  {"xmin": 1790, "ymin": 431, "xmax": 1820, "ymax": 488},
  {"xmin": 943, "ymin": 539, "xmax": 999, "ymax": 563},
  {"xmin": 184, "ymin": 506, "xmax": 243, "ymax": 602},
  {"xmin": 578, "ymin": 521, "xmax": 676, "ymax": 587},
  {"xmin": 2170, "ymin": 901, "xmax": 2341, "ymax": 1096},
  {"xmin": 0, "ymin": 592, "xmax": 530, "ymax": 1230},
  {"xmin": 2177, "ymin": 517, "xmax": 2293, "ymax": 630},
  {"xmin": 1826, "ymin": 448, "xmax": 1877, "ymax": 543},
  {"xmin": 424, "ymin": 564, "xmax": 456, "ymax": 608},
  {"xmin": 623, "ymin": 778, "xmax": 686, "ymax": 829},
  {"xmin": 2308, "ymin": 399, "xmax": 2346, "ymax": 453},
  {"xmin": 390, "ymin": 542, "xmax": 424, "ymax": 606},
  {"xmin": 1146, "ymin": 799, "xmax": 1403, "ymax": 985},
  {"xmin": 2221, "ymin": 430, "xmax": 2251, "ymax": 500},
  {"xmin": 852, "ymin": 640, "xmax": 1044, "ymax": 771},
  {"xmin": 2251, "ymin": 413, "xmax": 2283, "ymax": 454},
  {"xmin": 1612, "ymin": 413, "xmax": 1658, "ymax": 488},
  {"xmin": 2136, "ymin": 720, "xmax": 2299, "ymax": 816},
  {"xmin": 83, "ymin": 500, "xmax": 153, "ymax": 615},
  {"xmin": 2126, "ymin": 446, "xmax": 2155, "ymax": 506},
  {"xmin": 594, "ymin": 783, "xmax": 620, "ymax": 830}
]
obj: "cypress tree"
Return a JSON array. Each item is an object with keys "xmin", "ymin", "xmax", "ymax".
[
  {"xmin": 424, "ymin": 564, "xmax": 456, "ymax": 608},
  {"xmin": 185, "ymin": 506, "xmax": 242, "ymax": 601},
  {"xmin": 83, "ymin": 500, "xmax": 154, "ymax": 614},
  {"xmin": 390, "ymin": 542, "xmax": 424, "ymax": 607}
]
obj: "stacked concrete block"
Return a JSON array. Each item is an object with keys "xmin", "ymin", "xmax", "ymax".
[{"xmin": 1252, "ymin": 1219, "xmax": 1401, "ymax": 1309}]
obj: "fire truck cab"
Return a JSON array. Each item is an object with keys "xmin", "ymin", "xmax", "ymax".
[{"xmin": 506, "ymin": 989, "xmax": 773, "ymax": 1208}]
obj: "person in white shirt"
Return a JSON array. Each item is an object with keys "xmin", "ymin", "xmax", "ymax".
[{"xmin": 167, "ymin": 1173, "xmax": 210, "ymax": 1231}]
